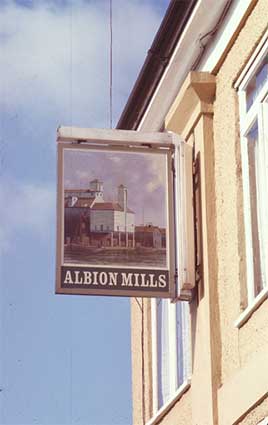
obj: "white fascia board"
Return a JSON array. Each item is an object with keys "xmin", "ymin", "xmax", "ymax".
[
  {"xmin": 137, "ymin": 0, "xmax": 254, "ymax": 132},
  {"xmin": 199, "ymin": 0, "xmax": 254, "ymax": 71},
  {"xmin": 137, "ymin": 0, "xmax": 228, "ymax": 131}
]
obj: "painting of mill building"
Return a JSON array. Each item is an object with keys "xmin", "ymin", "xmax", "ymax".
[
  {"xmin": 64, "ymin": 175, "xmax": 167, "ymax": 268},
  {"xmin": 64, "ymin": 179, "xmax": 135, "ymax": 248}
]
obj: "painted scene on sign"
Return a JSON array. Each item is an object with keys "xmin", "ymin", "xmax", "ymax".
[{"xmin": 63, "ymin": 148, "xmax": 168, "ymax": 268}]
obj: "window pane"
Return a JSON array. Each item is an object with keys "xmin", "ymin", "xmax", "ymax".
[
  {"xmin": 176, "ymin": 302, "xmax": 184, "ymax": 386},
  {"xmin": 177, "ymin": 301, "xmax": 190, "ymax": 385},
  {"xmin": 156, "ymin": 300, "xmax": 189, "ymax": 409},
  {"xmin": 156, "ymin": 299, "xmax": 170, "ymax": 408},
  {"xmin": 246, "ymin": 122, "xmax": 265, "ymax": 295},
  {"xmin": 246, "ymin": 55, "xmax": 268, "ymax": 111}
]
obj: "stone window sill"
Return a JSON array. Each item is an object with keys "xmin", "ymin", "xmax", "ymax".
[
  {"xmin": 146, "ymin": 379, "xmax": 191, "ymax": 425},
  {"xmin": 234, "ymin": 287, "xmax": 268, "ymax": 328}
]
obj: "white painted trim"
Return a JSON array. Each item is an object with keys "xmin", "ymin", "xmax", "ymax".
[
  {"xmin": 199, "ymin": 0, "xmax": 255, "ymax": 72},
  {"xmin": 261, "ymin": 101, "xmax": 268, "ymax": 281},
  {"xmin": 258, "ymin": 418, "xmax": 268, "ymax": 425},
  {"xmin": 238, "ymin": 45, "xmax": 268, "ymax": 309},
  {"xmin": 234, "ymin": 287, "xmax": 268, "ymax": 328},
  {"xmin": 150, "ymin": 296, "xmax": 192, "ymax": 415},
  {"xmin": 146, "ymin": 380, "xmax": 191, "ymax": 425},
  {"xmin": 218, "ymin": 346, "xmax": 268, "ymax": 425},
  {"xmin": 239, "ymin": 80, "xmax": 268, "ymax": 134},
  {"xmin": 137, "ymin": 0, "xmax": 254, "ymax": 132},
  {"xmin": 258, "ymin": 103, "xmax": 268, "ymax": 290},
  {"xmin": 240, "ymin": 131, "xmax": 255, "ymax": 302},
  {"xmin": 138, "ymin": 0, "xmax": 230, "ymax": 131},
  {"xmin": 234, "ymin": 29, "xmax": 268, "ymax": 89},
  {"xmin": 151, "ymin": 298, "xmax": 158, "ymax": 415}
]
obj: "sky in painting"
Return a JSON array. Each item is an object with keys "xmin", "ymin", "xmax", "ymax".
[
  {"xmin": 0, "ymin": 1, "xmax": 169, "ymax": 424},
  {"xmin": 64, "ymin": 149, "xmax": 168, "ymax": 227}
]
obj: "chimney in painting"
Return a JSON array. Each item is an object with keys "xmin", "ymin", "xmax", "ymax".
[{"xmin": 118, "ymin": 184, "xmax": 127, "ymax": 211}]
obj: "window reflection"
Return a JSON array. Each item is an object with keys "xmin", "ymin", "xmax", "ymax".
[
  {"xmin": 156, "ymin": 299, "xmax": 189, "ymax": 409},
  {"xmin": 176, "ymin": 301, "xmax": 186, "ymax": 387},
  {"xmin": 246, "ymin": 122, "xmax": 265, "ymax": 296},
  {"xmin": 157, "ymin": 298, "xmax": 169, "ymax": 408},
  {"xmin": 246, "ymin": 55, "xmax": 268, "ymax": 110}
]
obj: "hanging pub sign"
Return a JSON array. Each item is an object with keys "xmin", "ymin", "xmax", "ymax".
[{"xmin": 56, "ymin": 127, "xmax": 195, "ymax": 299}]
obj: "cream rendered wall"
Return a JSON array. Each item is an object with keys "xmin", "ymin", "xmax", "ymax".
[
  {"xmin": 166, "ymin": 73, "xmax": 218, "ymax": 425},
  {"xmin": 131, "ymin": 71, "xmax": 218, "ymax": 425},
  {"xmin": 238, "ymin": 406, "xmax": 268, "ymax": 425},
  {"xmin": 131, "ymin": 299, "xmax": 153, "ymax": 425},
  {"xmin": 213, "ymin": 0, "xmax": 268, "ymax": 375},
  {"xmin": 212, "ymin": 0, "xmax": 268, "ymax": 423},
  {"xmin": 153, "ymin": 393, "xmax": 192, "ymax": 425}
]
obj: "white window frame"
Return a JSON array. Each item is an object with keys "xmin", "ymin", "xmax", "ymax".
[
  {"xmin": 237, "ymin": 39, "xmax": 268, "ymax": 310},
  {"xmin": 149, "ymin": 298, "xmax": 191, "ymax": 423},
  {"xmin": 258, "ymin": 418, "xmax": 268, "ymax": 425}
]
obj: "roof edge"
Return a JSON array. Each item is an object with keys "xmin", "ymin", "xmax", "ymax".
[{"xmin": 116, "ymin": 0, "xmax": 198, "ymax": 131}]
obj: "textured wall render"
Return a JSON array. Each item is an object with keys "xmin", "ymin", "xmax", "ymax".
[{"xmin": 213, "ymin": 0, "xmax": 268, "ymax": 421}]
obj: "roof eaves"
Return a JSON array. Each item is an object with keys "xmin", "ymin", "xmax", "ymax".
[{"xmin": 117, "ymin": 0, "xmax": 198, "ymax": 131}]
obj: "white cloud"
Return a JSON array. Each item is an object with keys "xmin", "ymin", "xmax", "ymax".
[
  {"xmin": 0, "ymin": 0, "xmax": 165, "ymax": 249},
  {"xmin": 0, "ymin": 180, "xmax": 55, "ymax": 252},
  {"xmin": 0, "ymin": 0, "xmax": 161, "ymax": 128},
  {"xmin": 76, "ymin": 170, "xmax": 90, "ymax": 181},
  {"xmin": 146, "ymin": 155, "xmax": 167, "ymax": 193}
]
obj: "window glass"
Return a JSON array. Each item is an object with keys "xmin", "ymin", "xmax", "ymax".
[
  {"xmin": 156, "ymin": 299, "xmax": 189, "ymax": 410},
  {"xmin": 239, "ymin": 46, "xmax": 268, "ymax": 306},
  {"xmin": 246, "ymin": 54, "xmax": 268, "ymax": 111},
  {"xmin": 246, "ymin": 122, "xmax": 265, "ymax": 296},
  {"xmin": 156, "ymin": 299, "xmax": 169, "ymax": 407},
  {"xmin": 176, "ymin": 302, "xmax": 185, "ymax": 387}
]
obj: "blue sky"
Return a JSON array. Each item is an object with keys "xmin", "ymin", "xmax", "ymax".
[{"xmin": 0, "ymin": 0, "xmax": 169, "ymax": 424}]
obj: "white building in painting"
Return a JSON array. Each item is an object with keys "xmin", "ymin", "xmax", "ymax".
[
  {"xmin": 65, "ymin": 180, "xmax": 135, "ymax": 247},
  {"xmin": 90, "ymin": 184, "xmax": 135, "ymax": 247},
  {"xmin": 90, "ymin": 185, "xmax": 134, "ymax": 232}
]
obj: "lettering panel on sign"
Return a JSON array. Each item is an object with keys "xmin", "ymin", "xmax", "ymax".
[{"xmin": 59, "ymin": 267, "xmax": 170, "ymax": 297}]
